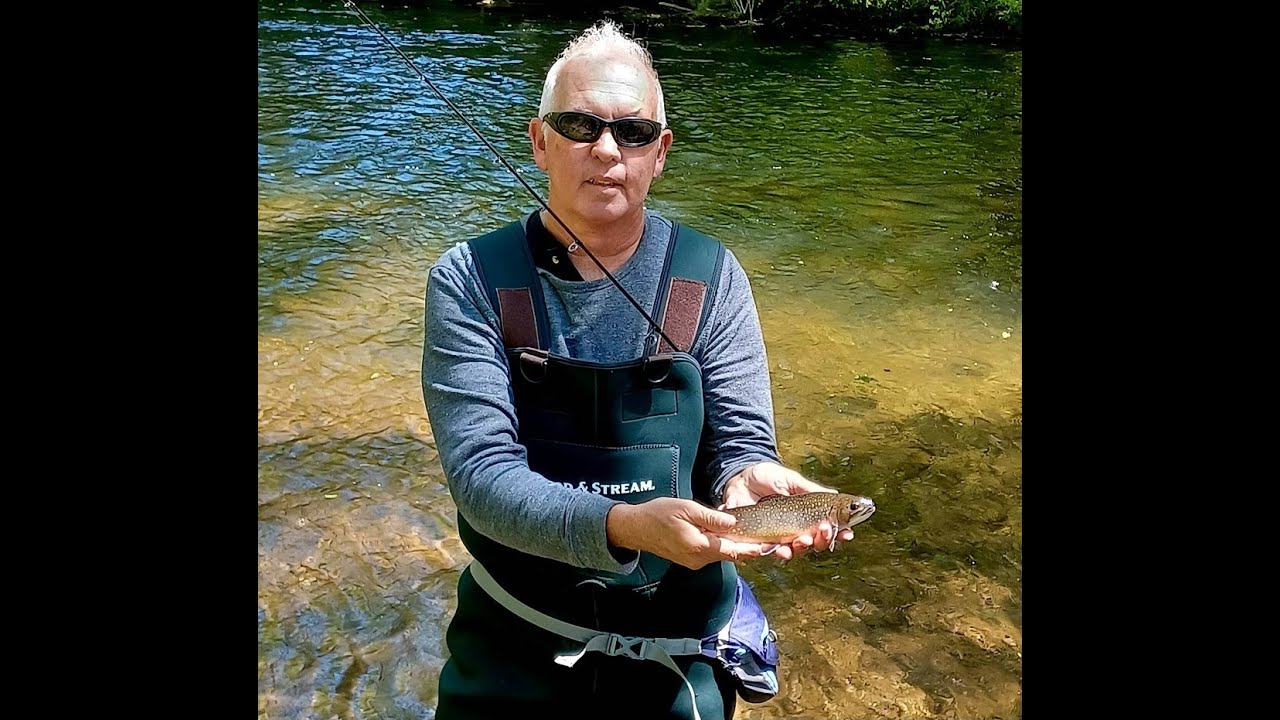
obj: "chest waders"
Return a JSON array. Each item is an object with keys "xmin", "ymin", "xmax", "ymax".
[{"xmin": 436, "ymin": 218, "xmax": 740, "ymax": 720}]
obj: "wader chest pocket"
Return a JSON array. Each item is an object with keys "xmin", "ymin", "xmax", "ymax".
[{"xmin": 621, "ymin": 388, "xmax": 678, "ymax": 422}]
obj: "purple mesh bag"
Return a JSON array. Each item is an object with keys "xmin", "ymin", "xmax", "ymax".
[{"xmin": 702, "ymin": 576, "xmax": 779, "ymax": 703}]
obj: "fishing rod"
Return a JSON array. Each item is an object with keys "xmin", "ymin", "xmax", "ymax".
[{"xmin": 340, "ymin": 0, "xmax": 682, "ymax": 353}]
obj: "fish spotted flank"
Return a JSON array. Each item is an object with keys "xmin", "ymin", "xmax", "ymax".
[{"xmin": 723, "ymin": 492, "xmax": 875, "ymax": 551}]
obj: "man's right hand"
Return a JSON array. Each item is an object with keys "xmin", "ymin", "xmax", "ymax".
[{"xmin": 606, "ymin": 498, "xmax": 766, "ymax": 570}]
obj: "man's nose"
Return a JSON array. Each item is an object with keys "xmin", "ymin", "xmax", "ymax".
[{"xmin": 590, "ymin": 128, "xmax": 622, "ymax": 163}]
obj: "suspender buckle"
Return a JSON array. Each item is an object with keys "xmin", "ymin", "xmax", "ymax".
[
  {"xmin": 642, "ymin": 353, "xmax": 673, "ymax": 383},
  {"xmin": 518, "ymin": 349, "xmax": 549, "ymax": 383}
]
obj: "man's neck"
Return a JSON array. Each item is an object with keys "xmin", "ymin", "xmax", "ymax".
[{"xmin": 539, "ymin": 208, "xmax": 646, "ymax": 281}]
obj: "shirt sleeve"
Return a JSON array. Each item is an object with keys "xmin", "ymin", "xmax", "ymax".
[
  {"xmin": 693, "ymin": 248, "xmax": 784, "ymax": 505},
  {"xmin": 420, "ymin": 244, "xmax": 639, "ymax": 573}
]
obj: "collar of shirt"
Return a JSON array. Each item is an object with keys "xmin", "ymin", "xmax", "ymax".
[{"xmin": 526, "ymin": 211, "xmax": 583, "ymax": 281}]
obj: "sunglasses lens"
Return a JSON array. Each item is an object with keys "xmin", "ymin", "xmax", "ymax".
[
  {"xmin": 615, "ymin": 120, "xmax": 658, "ymax": 146},
  {"xmin": 548, "ymin": 113, "xmax": 661, "ymax": 147},
  {"xmin": 556, "ymin": 113, "xmax": 604, "ymax": 142}
]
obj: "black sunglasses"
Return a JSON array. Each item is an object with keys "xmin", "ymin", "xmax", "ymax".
[{"xmin": 542, "ymin": 111, "xmax": 664, "ymax": 148}]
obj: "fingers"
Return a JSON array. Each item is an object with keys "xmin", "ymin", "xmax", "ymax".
[
  {"xmin": 786, "ymin": 476, "xmax": 837, "ymax": 495},
  {"xmin": 715, "ymin": 538, "xmax": 765, "ymax": 561},
  {"xmin": 783, "ymin": 523, "xmax": 834, "ymax": 560},
  {"xmin": 718, "ymin": 477, "xmax": 751, "ymax": 509},
  {"xmin": 816, "ymin": 521, "xmax": 834, "ymax": 550},
  {"xmin": 720, "ymin": 490, "xmax": 752, "ymax": 510},
  {"xmin": 755, "ymin": 525, "xmax": 857, "ymax": 564},
  {"xmin": 752, "ymin": 462, "xmax": 828, "ymax": 494},
  {"xmin": 790, "ymin": 522, "xmax": 831, "ymax": 553},
  {"xmin": 781, "ymin": 532, "xmax": 814, "ymax": 560},
  {"xmin": 681, "ymin": 537, "xmax": 764, "ymax": 568},
  {"xmin": 687, "ymin": 502, "xmax": 737, "ymax": 533},
  {"xmin": 718, "ymin": 473, "xmax": 755, "ymax": 510}
]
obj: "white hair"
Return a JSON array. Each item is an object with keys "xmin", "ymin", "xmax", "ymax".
[{"xmin": 537, "ymin": 20, "xmax": 667, "ymax": 132}]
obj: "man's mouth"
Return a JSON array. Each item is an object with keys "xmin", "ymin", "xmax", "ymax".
[{"xmin": 587, "ymin": 178, "xmax": 621, "ymax": 187}]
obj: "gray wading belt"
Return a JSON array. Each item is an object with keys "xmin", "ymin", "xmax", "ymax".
[{"xmin": 469, "ymin": 559, "xmax": 723, "ymax": 720}]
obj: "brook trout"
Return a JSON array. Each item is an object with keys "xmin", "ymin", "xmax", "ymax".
[{"xmin": 723, "ymin": 492, "xmax": 875, "ymax": 553}]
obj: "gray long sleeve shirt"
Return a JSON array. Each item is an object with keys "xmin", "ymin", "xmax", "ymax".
[{"xmin": 421, "ymin": 209, "xmax": 781, "ymax": 575}]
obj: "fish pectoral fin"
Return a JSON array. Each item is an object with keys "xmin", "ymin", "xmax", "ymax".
[{"xmin": 760, "ymin": 544, "xmax": 780, "ymax": 556}]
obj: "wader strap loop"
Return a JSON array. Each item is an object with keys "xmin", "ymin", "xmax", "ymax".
[
  {"xmin": 647, "ymin": 222, "xmax": 724, "ymax": 355},
  {"xmin": 469, "ymin": 560, "xmax": 711, "ymax": 720},
  {"xmin": 468, "ymin": 218, "xmax": 551, "ymax": 351},
  {"xmin": 497, "ymin": 288, "xmax": 539, "ymax": 348},
  {"xmin": 657, "ymin": 277, "xmax": 707, "ymax": 353}
]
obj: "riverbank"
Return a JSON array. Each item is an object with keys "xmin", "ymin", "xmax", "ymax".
[{"xmin": 460, "ymin": 0, "xmax": 1023, "ymax": 44}]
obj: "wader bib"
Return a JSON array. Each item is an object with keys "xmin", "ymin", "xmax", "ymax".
[{"xmin": 436, "ymin": 217, "xmax": 741, "ymax": 720}]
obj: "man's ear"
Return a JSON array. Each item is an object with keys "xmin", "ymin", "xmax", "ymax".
[
  {"xmin": 529, "ymin": 118, "xmax": 548, "ymax": 171},
  {"xmin": 653, "ymin": 128, "xmax": 674, "ymax": 177}
]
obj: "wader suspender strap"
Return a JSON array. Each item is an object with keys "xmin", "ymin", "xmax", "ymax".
[
  {"xmin": 469, "ymin": 218, "xmax": 726, "ymax": 354},
  {"xmin": 650, "ymin": 222, "xmax": 726, "ymax": 354},
  {"xmin": 469, "ymin": 559, "xmax": 715, "ymax": 720},
  {"xmin": 468, "ymin": 219, "xmax": 551, "ymax": 350}
]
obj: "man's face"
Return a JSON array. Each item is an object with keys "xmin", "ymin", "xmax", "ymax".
[{"xmin": 529, "ymin": 57, "xmax": 673, "ymax": 230}]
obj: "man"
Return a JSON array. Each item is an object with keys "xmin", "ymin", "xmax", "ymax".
[{"xmin": 421, "ymin": 20, "xmax": 855, "ymax": 720}]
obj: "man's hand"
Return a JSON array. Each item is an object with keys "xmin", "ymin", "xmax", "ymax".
[
  {"xmin": 606, "ymin": 498, "xmax": 767, "ymax": 570},
  {"xmin": 719, "ymin": 462, "xmax": 856, "ymax": 561}
]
